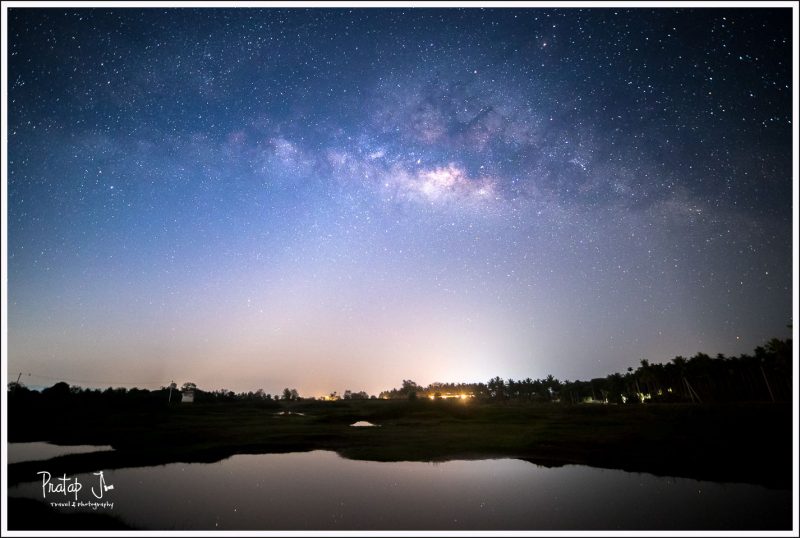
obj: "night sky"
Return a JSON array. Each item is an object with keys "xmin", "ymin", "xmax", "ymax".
[{"xmin": 6, "ymin": 8, "xmax": 794, "ymax": 396}]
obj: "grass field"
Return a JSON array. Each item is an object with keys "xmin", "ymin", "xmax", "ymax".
[{"xmin": 7, "ymin": 398, "xmax": 793, "ymax": 490}]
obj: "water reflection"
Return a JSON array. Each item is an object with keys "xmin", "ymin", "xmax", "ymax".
[
  {"xmin": 8, "ymin": 450, "xmax": 791, "ymax": 530},
  {"xmin": 7, "ymin": 442, "xmax": 114, "ymax": 465}
]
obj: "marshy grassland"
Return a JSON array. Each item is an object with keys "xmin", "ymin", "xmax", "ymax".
[{"xmin": 7, "ymin": 398, "xmax": 792, "ymax": 490}]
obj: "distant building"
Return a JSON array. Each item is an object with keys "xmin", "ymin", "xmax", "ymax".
[{"xmin": 182, "ymin": 390, "xmax": 194, "ymax": 403}]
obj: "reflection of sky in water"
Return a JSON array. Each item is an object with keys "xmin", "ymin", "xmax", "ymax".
[
  {"xmin": 9, "ymin": 450, "xmax": 791, "ymax": 530},
  {"xmin": 7, "ymin": 442, "xmax": 114, "ymax": 465}
]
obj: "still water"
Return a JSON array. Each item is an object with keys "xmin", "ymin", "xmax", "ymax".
[
  {"xmin": 7, "ymin": 442, "xmax": 114, "ymax": 464},
  {"xmin": 8, "ymin": 448, "xmax": 791, "ymax": 530}
]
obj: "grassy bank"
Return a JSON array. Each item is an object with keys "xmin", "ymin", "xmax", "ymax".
[{"xmin": 7, "ymin": 399, "xmax": 792, "ymax": 490}]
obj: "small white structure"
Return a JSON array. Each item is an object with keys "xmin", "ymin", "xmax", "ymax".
[{"xmin": 182, "ymin": 390, "xmax": 194, "ymax": 403}]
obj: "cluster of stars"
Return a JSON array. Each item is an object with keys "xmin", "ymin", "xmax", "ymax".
[{"xmin": 6, "ymin": 7, "xmax": 793, "ymax": 393}]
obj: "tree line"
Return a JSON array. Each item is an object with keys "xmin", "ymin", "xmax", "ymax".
[
  {"xmin": 378, "ymin": 337, "xmax": 793, "ymax": 404},
  {"xmin": 7, "ymin": 337, "xmax": 792, "ymax": 406}
]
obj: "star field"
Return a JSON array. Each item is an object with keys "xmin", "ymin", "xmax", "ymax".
[{"xmin": 6, "ymin": 8, "xmax": 793, "ymax": 395}]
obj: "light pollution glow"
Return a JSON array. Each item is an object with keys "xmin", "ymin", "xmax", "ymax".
[{"xmin": 6, "ymin": 8, "xmax": 793, "ymax": 397}]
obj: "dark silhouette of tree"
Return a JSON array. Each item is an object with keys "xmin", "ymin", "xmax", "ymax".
[
  {"xmin": 487, "ymin": 376, "xmax": 506, "ymax": 400},
  {"xmin": 42, "ymin": 381, "xmax": 71, "ymax": 400},
  {"xmin": 7, "ymin": 381, "xmax": 29, "ymax": 394},
  {"xmin": 344, "ymin": 390, "xmax": 369, "ymax": 400},
  {"xmin": 400, "ymin": 379, "xmax": 419, "ymax": 400},
  {"xmin": 281, "ymin": 388, "xmax": 300, "ymax": 401}
]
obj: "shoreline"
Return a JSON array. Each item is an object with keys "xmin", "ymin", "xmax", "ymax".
[{"xmin": 7, "ymin": 400, "xmax": 793, "ymax": 490}]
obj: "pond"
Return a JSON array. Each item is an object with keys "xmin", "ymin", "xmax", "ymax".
[
  {"xmin": 7, "ymin": 442, "xmax": 114, "ymax": 465},
  {"xmin": 7, "ymin": 449, "xmax": 791, "ymax": 530}
]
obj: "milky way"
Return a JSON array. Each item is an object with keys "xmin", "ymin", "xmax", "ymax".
[{"xmin": 6, "ymin": 7, "xmax": 794, "ymax": 395}]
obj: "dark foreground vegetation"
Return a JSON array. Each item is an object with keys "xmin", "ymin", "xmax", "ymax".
[
  {"xmin": 6, "ymin": 338, "xmax": 793, "ymax": 530},
  {"xmin": 8, "ymin": 393, "xmax": 792, "ymax": 487}
]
